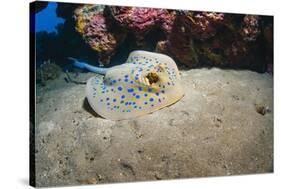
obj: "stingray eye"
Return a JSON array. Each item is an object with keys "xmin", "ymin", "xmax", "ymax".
[
  {"xmin": 146, "ymin": 72, "xmax": 159, "ymax": 85},
  {"xmin": 155, "ymin": 64, "xmax": 165, "ymax": 73}
]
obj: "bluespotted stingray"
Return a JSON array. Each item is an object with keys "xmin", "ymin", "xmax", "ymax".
[{"xmin": 69, "ymin": 50, "xmax": 184, "ymax": 120}]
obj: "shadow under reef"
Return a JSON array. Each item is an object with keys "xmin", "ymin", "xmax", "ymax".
[{"xmin": 177, "ymin": 63, "xmax": 272, "ymax": 74}]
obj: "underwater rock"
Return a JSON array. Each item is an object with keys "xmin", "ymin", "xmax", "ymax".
[
  {"xmin": 255, "ymin": 103, "xmax": 270, "ymax": 116},
  {"xmin": 74, "ymin": 5, "xmax": 125, "ymax": 65},
  {"xmin": 36, "ymin": 60, "xmax": 61, "ymax": 85},
  {"xmin": 106, "ymin": 6, "xmax": 176, "ymax": 46}
]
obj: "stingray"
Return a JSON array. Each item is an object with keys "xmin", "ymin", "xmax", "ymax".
[{"xmin": 69, "ymin": 50, "xmax": 184, "ymax": 120}]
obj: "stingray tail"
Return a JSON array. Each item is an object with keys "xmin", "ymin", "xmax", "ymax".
[{"xmin": 67, "ymin": 57, "xmax": 108, "ymax": 75}]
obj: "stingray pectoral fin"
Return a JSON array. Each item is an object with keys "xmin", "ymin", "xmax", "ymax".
[{"xmin": 85, "ymin": 51, "xmax": 185, "ymax": 121}]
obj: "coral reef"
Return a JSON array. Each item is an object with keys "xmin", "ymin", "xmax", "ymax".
[
  {"xmin": 37, "ymin": 3, "xmax": 273, "ymax": 73},
  {"xmin": 240, "ymin": 15, "xmax": 260, "ymax": 41},
  {"xmin": 74, "ymin": 5, "xmax": 125, "ymax": 65},
  {"xmin": 106, "ymin": 7, "xmax": 176, "ymax": 46},
  {"xmin": 185, "ymin": 11, "xmax": 224, "ymax": 40},
  {"xmin": 73, "ymin": 5, "xmax": 176, "ymax": 64},
  {"xmin": 160, "ymin": 12, "xmax": 199, "ymax": 67},
  {"xmin": 157, "ymin": 11, "xmax": 225, "ymax": 67},
  {"xmin": 157, "ymin": 11, "xmax": 272, "ymax": 72}
]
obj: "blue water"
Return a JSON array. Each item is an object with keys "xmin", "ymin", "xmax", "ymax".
[{"xmin": 35, "ymin": 2, "xmax": 65, "ymax": 33}]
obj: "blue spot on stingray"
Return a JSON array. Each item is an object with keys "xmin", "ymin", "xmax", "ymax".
[
  {"xmin": 135, "ymin": 76, "xmax": 138, "ymax": 80},
  {"xmin": 136, "ymin": 95, "xmax": 140, "ymax": 99},
  {"xmin": 107, "ymin": 102, "xmax": 110, "ymax": 105},
  {"xmin": 134, "ymin": 106, "xmax": 137, "ymax": 108},
  {"xmin": 113, "ymin": 106, "xmax": 117, "ymax": 108},
  {"xmin": 127, "ymin": 88, "xmax": 134, "ymax": 93},
  {"xmin": 138, "ymin": 87, "xmax": 143, "ymax": 91},
  {"xmin": 113, "ymin": 99, "xmax": 117, "ymax": 102},
  {"xmin": 156, "ymin": 92, "xmax": 159, "ymax": 96},
  {"xmin": 124, "ymin": 75, "xmax": 128, "ymax": 78},
  {"xmin": 130, "ymin": 81, "xmax": 134, "ymax": 84},
  {"xmin": 124, "ymin": 78, "xmax": 129, "ymax": 82},
  {"xmin": 144, "ymin": 93, "xmax": 148, "ymax": 97},
  {"xmin": 161, "ymin": 90, "xmax": 165, "ymax": 93},
  {"xmin": 132, "ymin": 102, "xmax": 136, "ymax": 105},
  {"xmin": 149, "ymin": 98, "xmax": 154, "ymax": 102},
  {"xmin": 121, "ymin": 95, "xmax": 125, "ymax": 99},
  {"xmin": 133, "ymin": 93, "xmax": 136, "ymax": 96},
  {"xmin": 129, "ymin": 102, "xmax": 132, "ymax": 105},
  {"xmin": 122, "ymin": 110, "xmax": 125, "ymax": 112},
  {"xmin": 144, "ymin": 102, "xmax": 148, "ymax": 105},
  {"xmin": 148, "ymin": 88, "xmax": 152, "ymax": 92},
  {"xmin": 111, "ymin": 88, "xmax": 114, "ymax": 92},
  {"xmin": 106, "ymin": 97, "xmax": 110, "ymax": 101},
  {"xmin": 118, "ymin": 86, "xmax": 123, "ymax": 91},
  {"xmin": 112, "ymin": 80, "xmax": 117, "ymax": 83},
  {"xmin": 121, "ymin": 100, "xmax": 124, "ymax": 104},
  {"xmin": 126, "ymin": 110, "xmax": 131, "ymax": 112},
  {"xmin": 125, "ymin": 102, "xmax": 129, "ymax": 106}
]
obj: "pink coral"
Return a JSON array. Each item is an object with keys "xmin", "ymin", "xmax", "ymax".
[
  {"xmin": 241, "ymin": 15, "xmax": 260, "ymax": 41},
  {"xmin": 107, "ymin": 7, "xmax": 176, "ymax": 45},
  {"xmin": 74, "ymin": 5, "xmax": 125, "ymax": 65}
]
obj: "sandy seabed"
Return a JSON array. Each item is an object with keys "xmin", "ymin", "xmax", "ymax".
[{"xmin": 34, "ymin": 68, "xmax": 273, "ymax": 187}]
